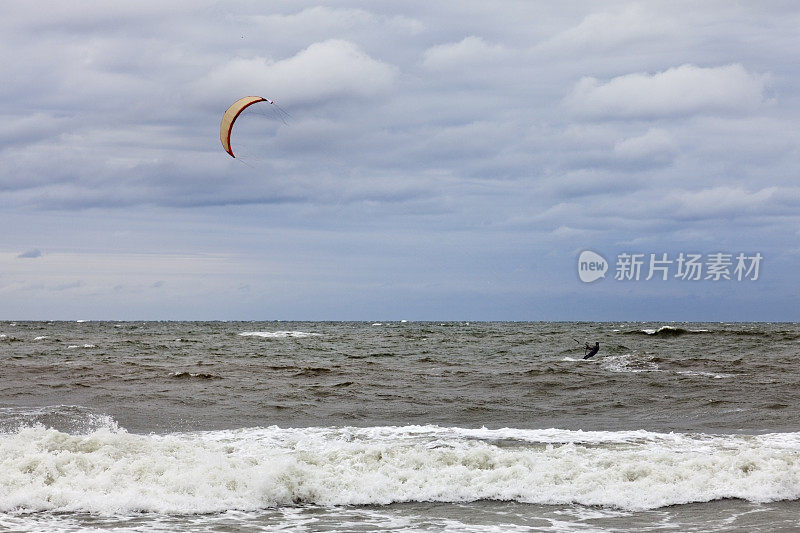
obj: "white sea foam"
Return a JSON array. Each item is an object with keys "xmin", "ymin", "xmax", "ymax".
[
  {"xmin": 676, "ymin": 370, "xmax": 734, "ymax": 379},
  {"xmin": 603, "ymin": 355, "xmax": 734, "ymax": 379},
  {"xmin": 601, "ymin": 354, "xmax": 661, "ymax": 373},
  {"xmin": 33, "ymin": 336, "xmax": 48, "ymax": 341},
  {"xmin": 0, "ymin": 406, "xmax": 119, "ymax": 436},
  {"xmin": 239, "ymin": 331, "xmax": 321, "ymax": 339},
  {"xmin": 2, "ymin": 424, "xmax": 800, "ymax": 515},
  {"xmin": 642, "ymin": 326, "xmax": 680, "ymax": 335}
]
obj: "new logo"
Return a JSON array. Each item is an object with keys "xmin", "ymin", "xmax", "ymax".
[{"xmin": 578, "ymin": 250, "xmax": 607, "ymax": 283}]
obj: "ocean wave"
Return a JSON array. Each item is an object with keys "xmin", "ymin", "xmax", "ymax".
[
  {"xmin": 2, "ymin": 425, "xmax": 800, "ymax": 515},
  {"xmin": 292, "ymin": 367, "xmax": 332, "ymax": 377},
  {"xmin": 169, "ymin": 372, "xmax": 222, "ymax": 380},
  {"xmin": 622, "ymin": 325, "xmax": 800, "ymax": 340},
  {"xmin": 627, "ymin": 326, "xmax": 709, "ymax": 337},
  {"xmin": 239, "ymin": 331, "xmax": 321, "ymax": 339},
  {"xmin": 0, "ymin": 406, "xmax": 118, "ymax": 436}
]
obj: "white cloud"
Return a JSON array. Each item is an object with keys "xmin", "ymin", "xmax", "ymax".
[
  {"xmin": 422, "ymin": 36, "xmax": 508, "ymax": 70},
  {"xmin": 200, "ymin": 39, "xmax": 397, "ymax": 105},
  {"xmin": 566, "ymin": 64, "xmax": 767, "ymax": 118},
  {"xmin": 667, "ymin": 186, "xmax": 786, "ymax": 219},
  {"xmin": 249, "ymin": 7, "xmax": 424, "ymax": 36},
  {"xmin": 551, "ymin": 225, "xmax": 587, "ymax": 238},
  {"xmin": 614, "ymin": 128, "xmax": 677, "ymax": 161},
  {"xmin": 251, "ymin": 6, "xmax": 376, "ymax": 32},
  {"xmin": 541, "ymin": 5, "xmax": 674, "ymax": 52}
]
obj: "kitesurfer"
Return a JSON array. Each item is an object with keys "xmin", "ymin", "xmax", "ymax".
[{"xmin": 583, "ymin": 342, "xmax": 600, "ymax": 359}]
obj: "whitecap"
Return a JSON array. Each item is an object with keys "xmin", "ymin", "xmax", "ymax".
[
  {"xmin": 239, "ymin": 331, "xmax": 320, "ymax": 339},
  {"xmin": 676, "ymin": 370, "xmax": 734, "ymax": 379},
  {"xmin": 601, "ymin": 353, "xmax": 660, "ymax": 373}
]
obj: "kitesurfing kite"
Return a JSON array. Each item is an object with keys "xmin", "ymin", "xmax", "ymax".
[{"xmin": 219, "ymin": 96, "xmax": 289, "ymax": 158}]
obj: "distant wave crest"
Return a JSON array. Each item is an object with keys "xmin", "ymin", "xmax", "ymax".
[
  {"xmin": 239, "ymin": 331, "xmax": 321, "ymax": 339},
  {"xmin": 623, "ymin": 325, "xmax": 800, "ymax": 340},
  {"xmin": 627, "ymin": 326, "xmax": 708, "ymax": 337}
]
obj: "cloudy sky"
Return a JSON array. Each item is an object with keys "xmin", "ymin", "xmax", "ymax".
[{"xmin": 2, "ymin": 1, "xmax": 799, "ymax": 320}]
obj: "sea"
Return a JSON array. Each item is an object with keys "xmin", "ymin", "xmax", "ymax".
[{"xmin": 2, "ymin": 321, "xmax": 800, "ymax": 532}]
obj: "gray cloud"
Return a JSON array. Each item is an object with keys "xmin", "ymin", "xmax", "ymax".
[{"xmin": 17, "ymin": 249, "xmax": 43, "ymax": 259}]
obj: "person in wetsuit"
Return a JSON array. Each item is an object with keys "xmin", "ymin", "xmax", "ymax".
[{"xmin": 583, "ymin": 342, "xmax": 600, "ymax": 359}]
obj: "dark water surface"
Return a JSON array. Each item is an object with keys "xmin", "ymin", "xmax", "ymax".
[
  {"xmin": 3, "ymin": 321, "xmax": 799, "ymax": 434},
  {"xmin": 2, "ymin": 321, "xmax": 800, "ymax": 531}
]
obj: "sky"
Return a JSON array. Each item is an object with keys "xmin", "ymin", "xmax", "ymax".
[{"xmin": 1, "ymin": 1, "xmax": 799, "ymax": 321}]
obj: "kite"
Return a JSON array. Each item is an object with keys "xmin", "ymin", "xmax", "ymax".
[{"xmin": 220, "ymin": 96, "xmax": 290, "ymax": 158}]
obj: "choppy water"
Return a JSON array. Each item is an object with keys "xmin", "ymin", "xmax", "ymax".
[{"xmin": 2, "ymin": 321, "xmax": 800, "ymax": 531}]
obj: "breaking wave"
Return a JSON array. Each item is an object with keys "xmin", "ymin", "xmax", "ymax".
[
  {"xmin": 2, "ymin": 423, "xmax": 800, "ymax": 515},
  {"xmin": 627, "ymin": 326, "xmax": 708, "ymax": 337}
]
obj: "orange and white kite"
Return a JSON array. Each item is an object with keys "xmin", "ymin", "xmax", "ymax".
[{"xmin": 219, "ymin": 96, "xmax": 289, "ymax": 158}]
